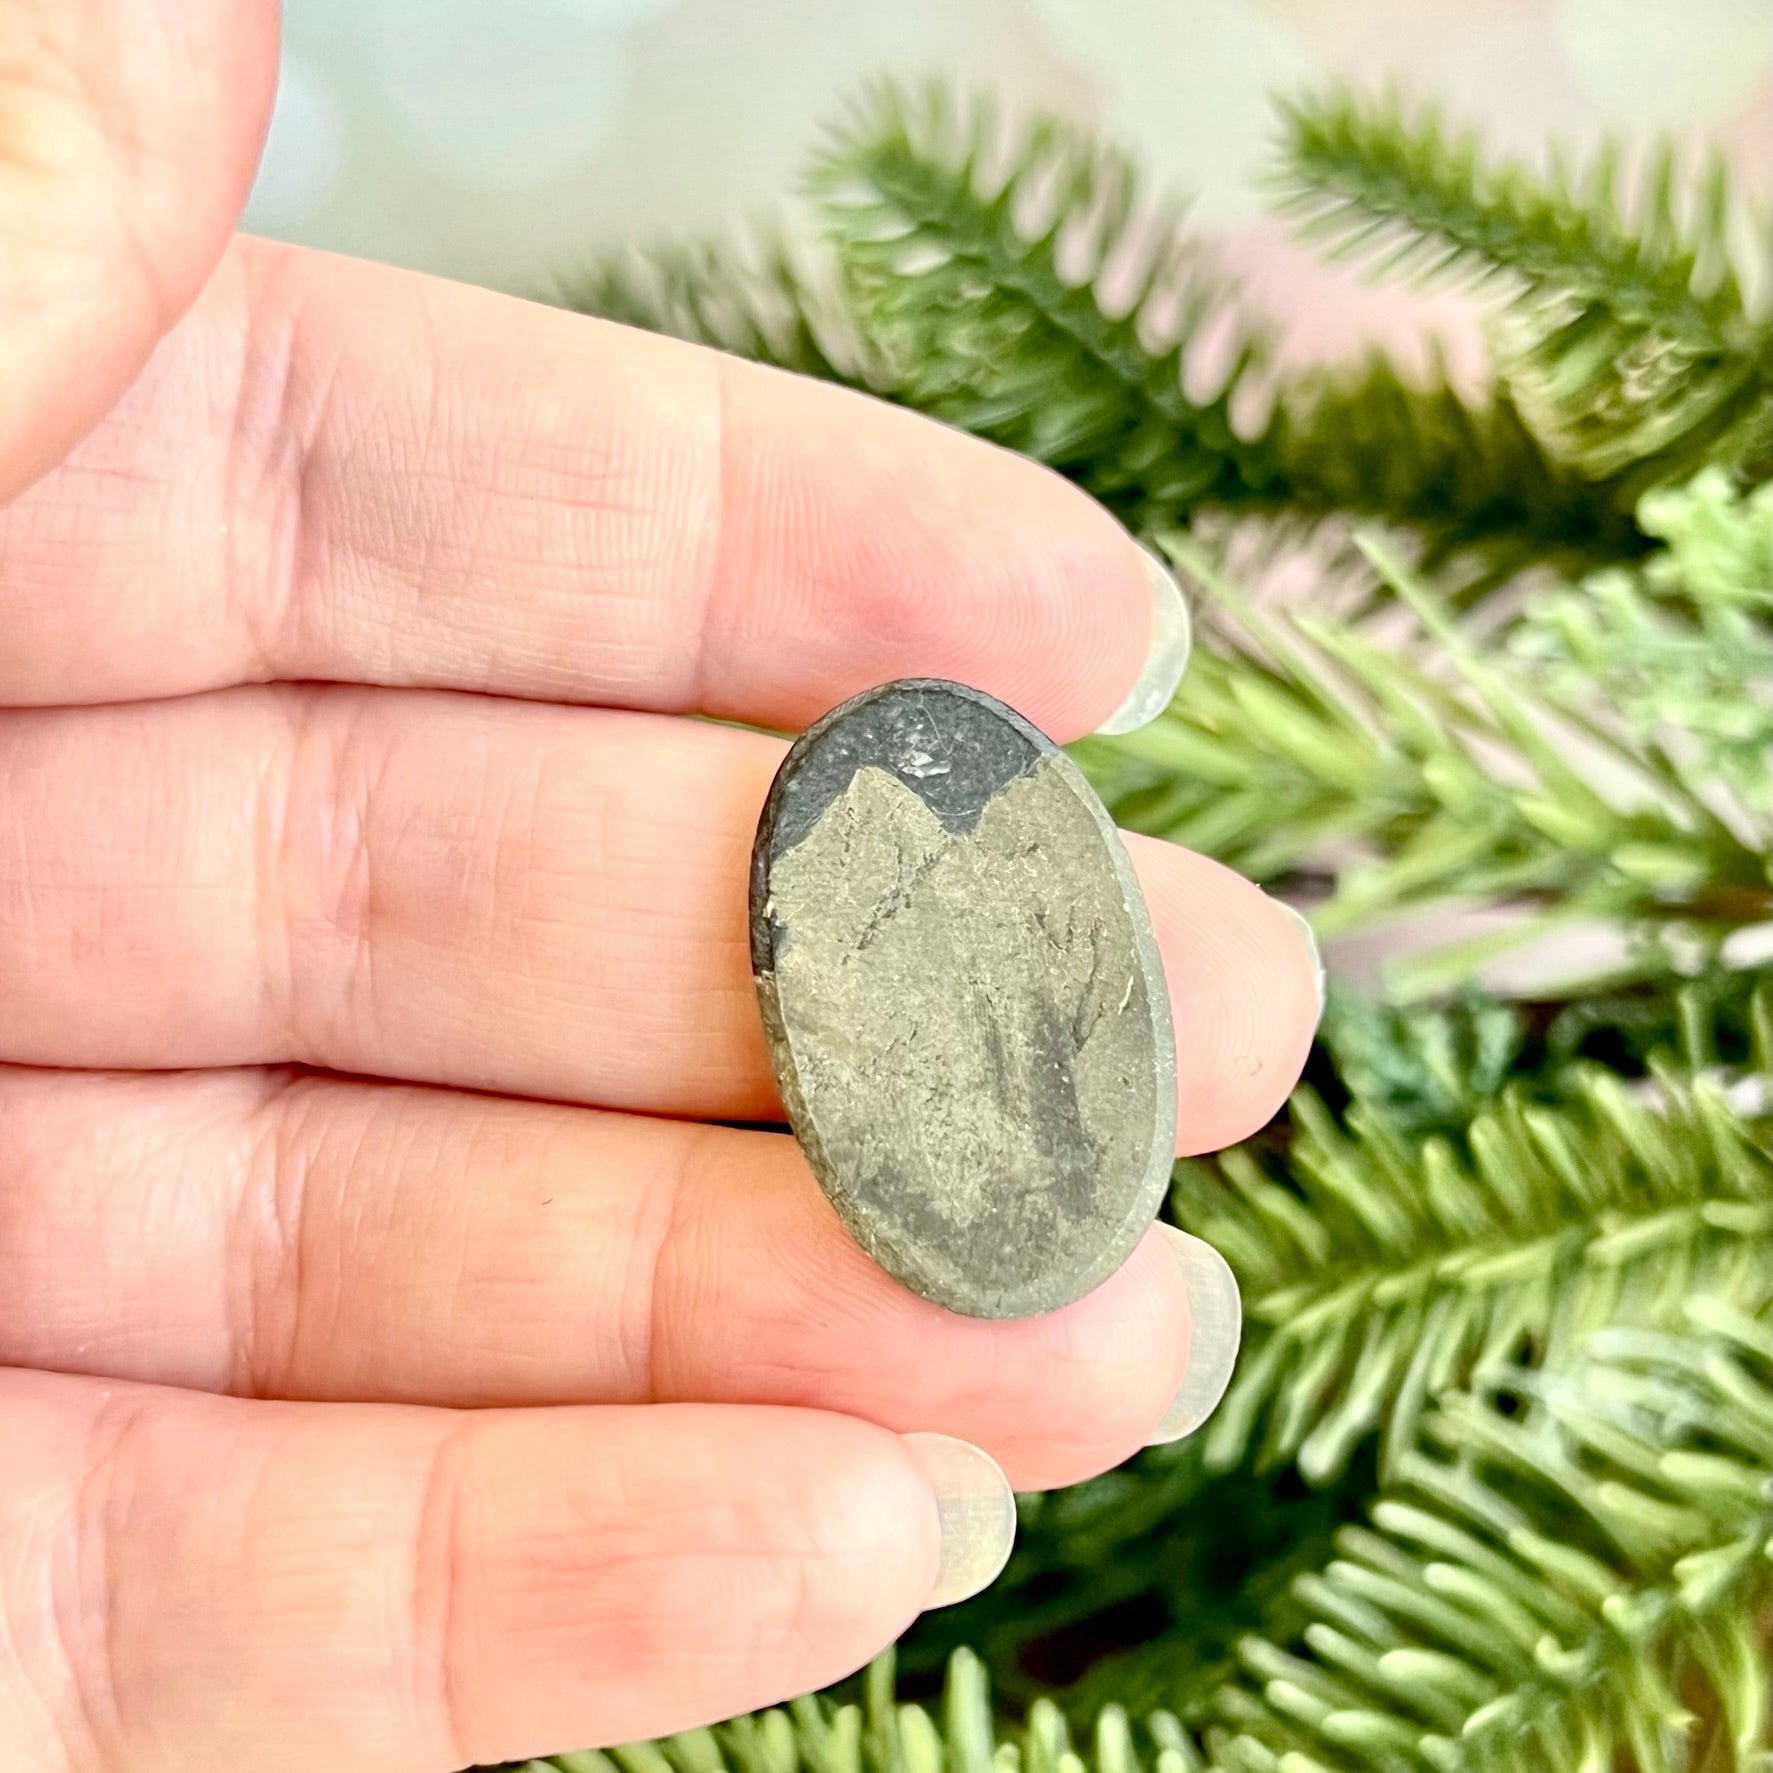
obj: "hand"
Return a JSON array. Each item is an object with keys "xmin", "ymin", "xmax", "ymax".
[{"xmin": 0, "ymin": 5, "xmax": 1321, "ymax": 1769}]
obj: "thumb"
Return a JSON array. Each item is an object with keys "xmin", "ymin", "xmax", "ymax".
[{"xmin": 0, "ymin": 0, "xmax": 278, "ymax": 502}]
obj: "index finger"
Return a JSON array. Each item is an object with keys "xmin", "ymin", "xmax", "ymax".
[{"xmin": 0, "ymin": 235, "xmax": 1177, "ymax": 739}]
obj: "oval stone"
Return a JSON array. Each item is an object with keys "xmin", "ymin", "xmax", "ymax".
[{"xmin": 750, "ymin": 678, "xmax": 1177, "ymax": 1319}]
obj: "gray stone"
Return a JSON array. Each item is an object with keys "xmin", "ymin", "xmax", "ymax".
[{"xmin": 751, "ymin": 679, "xmax": 1176, "ymax": 1318}]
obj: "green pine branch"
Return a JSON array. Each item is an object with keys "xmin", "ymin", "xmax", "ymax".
[
  {"xmin": 551, "ymin": 83, "xmax": 1770, "ymax": 559},
  {"xmin": 1275, "ymin": 90, "xmax": 1754, "ymax": 351},
  {"xmin": 1176, "ymin": 1002, "xmax": 1772, "ymax": 1486},
  {"xmin": 809, "ymin": 81, "xmax": 1281, "ymax": 527},
  {"xmin": 1275, "ymin": 88, "xmax": 1773, "ymax": 492},
  {"xmin": 512, "ymin": 1649, "xmax": 1206, "ymax": 1773},
  {"xmin": 1321, "ymin": 969, "xmax": 1771, "ymax": 1130},
  {"xmin": 808, "ymin": 81, "xmax": 1626, "ymax": 559},
  {"xmin": 1071, "ymin": 528, "xmax": 1771, "ymax": 997},
  {"xmin": 1268, "ymin": 357, "xmax": 1637, "ymax": 569},
  {"xmin": 1511, "ymin": 471, "xmax": 1773, "ymax": 807},
  {"xmin": 1206, "ymin": 1320, "xmax": 1773, "ymax": 1772}
]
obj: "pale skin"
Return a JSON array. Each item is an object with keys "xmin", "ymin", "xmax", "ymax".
[{"xmin": 0, "ymin": 4, "xmax": 1321, "ymax": 1770}]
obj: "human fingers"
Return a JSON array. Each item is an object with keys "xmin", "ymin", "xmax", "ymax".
[
  {"xmin": 0, "ymin": 1065, "xmax": 1223, "ymax": 1490},
  {"xmin": 0, "ymin": 235, "xmax": 1183, "ymax": 736},
  {"xmin": 1, "ymin": 1366, "xmax": 1014, "ymax": 1772},
  {"xmin": 0, "ymin": 0, "xmax": 275, "ymax": 500},
  {"xmin": 0, "ymin": 687, "xmax": 1320, "ymax": 1145}
]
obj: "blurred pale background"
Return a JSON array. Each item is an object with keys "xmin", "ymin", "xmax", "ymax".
[{"xmin": 246, "ymin": 0, "xmax": 1771, "ymax": 373}]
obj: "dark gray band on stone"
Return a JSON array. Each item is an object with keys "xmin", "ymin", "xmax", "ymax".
[
  {"xmin": 765, "ymin": 678, "xmax": 1045, "ymax": 849},
  {"xmin": 752, "ymin": 679, "xmax": 1048, "ymax": 978}
]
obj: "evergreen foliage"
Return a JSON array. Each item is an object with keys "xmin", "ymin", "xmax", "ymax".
[
  {"xmin": 1208, "ymin": 1320, "xmax": 1773, "ymax": 1771},
  {"xmin": 537, "ymin": 78, "xmax": 1773, "ymax": 1773},
  {"xmin": 1181, "ymin": 1011, "xmax": 1772, "ymax": 1486},
  {"xmin": 1511, "ymin": 472, "xmax": 1773, "ymax": 808},
  {"xmin": 1070, "ymin": 509, "xmax": 1770, "ymax": 999},
  {"xmin": 1274, "ymin": 90, "xmax": 1773, "ymax": 494},
  {"xmin": 807, "ymin": 85, "xmax": 1287, "ymax": 527}
]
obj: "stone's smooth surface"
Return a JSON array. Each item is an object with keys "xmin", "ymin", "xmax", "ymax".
[{"xmin": 751, "ymin": 679, "xmax": 1177, "ymax": 1319}]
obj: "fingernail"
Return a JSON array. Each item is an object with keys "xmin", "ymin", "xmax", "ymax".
[
  {"xmin": 900, "ymin": 1431, "xmax": 1017, "ymax": 1608},
  {"xmin": 1094, "ymin": 545, "xmax": 1193, "ymax": 735},
  {"xmin": 1147, "ymin": 1226, "xmax": 1242, "ymax": 1445},
  {"xmin": 1274, "ymin": 899, "xmax": 1327, "ymax": 1020}
]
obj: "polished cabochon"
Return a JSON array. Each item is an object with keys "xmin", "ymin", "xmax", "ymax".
[{"xmin": 750, "ymin": 679, "xmax": 1177, "ymax": 1319}]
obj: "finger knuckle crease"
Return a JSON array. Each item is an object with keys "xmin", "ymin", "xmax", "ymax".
[
  {"xmin": 409, "ymin": 1424, "xmax": 476, "ymax": 1765},
  {"xmin": 59, "ymin": 1396, "xmax": 160, "ymax": 1773},
  {"xmin": 269, "ymin": 693, "xmax": 386, "ymax": 1059},
  {"xmin": 235, "ymin": 1068, "xmax": 333, "ymax": 1396}
]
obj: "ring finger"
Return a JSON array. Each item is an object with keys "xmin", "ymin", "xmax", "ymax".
[{"xmin": 0, "ymin": 1063, "xmax": 1213, "ymax": 1489}]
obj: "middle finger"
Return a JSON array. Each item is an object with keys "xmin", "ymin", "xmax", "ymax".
[{"xmin": 0, "ymin": 685, "xmax": 1318, "ymax": 1139}]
